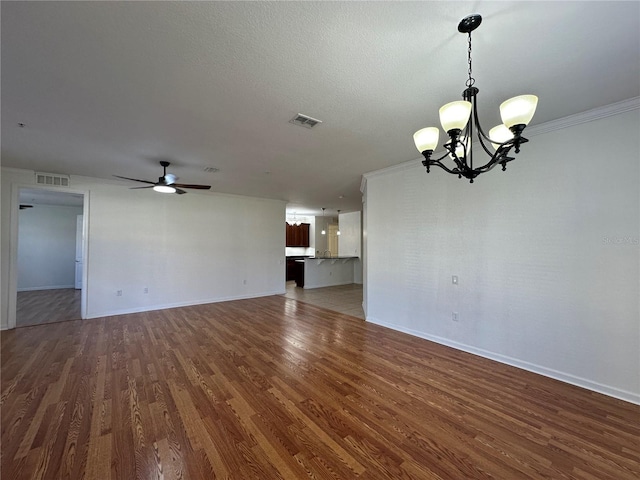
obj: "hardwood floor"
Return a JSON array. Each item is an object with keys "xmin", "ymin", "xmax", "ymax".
[
  {"xmin": 1, "ymin": 296, "xmax": 638, "ymax": 479},
  {"xmin": 16, "ymin": 288, "xmax": 81, "ymax": 327}
]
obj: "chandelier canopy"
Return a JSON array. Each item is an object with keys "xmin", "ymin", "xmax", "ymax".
[{"xmin": 413, "ymin": 14, "xmax": 538, "ymax": 183}]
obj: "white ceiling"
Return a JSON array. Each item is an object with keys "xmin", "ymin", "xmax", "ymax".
[{"xmin": 2, "ymin": 2, "xmax": 639, "ymax": 216}]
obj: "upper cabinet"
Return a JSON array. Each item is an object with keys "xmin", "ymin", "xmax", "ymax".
[{"xmin": 286, "ymin": 223, "xmax": 310, "ymax": 247}]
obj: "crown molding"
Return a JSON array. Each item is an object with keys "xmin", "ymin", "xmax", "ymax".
[
  {"xmin": 365, "ymin": 96, "xmax": 640, "ymax": 180},
  {"xmin": 526, "ymin": 96, "xmax": 639, "ymax": 137}
]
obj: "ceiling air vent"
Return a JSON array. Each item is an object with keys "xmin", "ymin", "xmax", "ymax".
[
  {"xmin": 35, "ymin": 172, "xmax": 70, "ymax": 187},
  {"xmin": 289, "ymin": 113, "xmax": 322, "ymax": 129},
  {"xmin": 203, "ymin": 167, "xmax": 219, "ymax": 173}
]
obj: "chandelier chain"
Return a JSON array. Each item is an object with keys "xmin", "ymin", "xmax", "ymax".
[{"xmin": 466, "ymin": 32, "xmax": 475, "ymax": 87}]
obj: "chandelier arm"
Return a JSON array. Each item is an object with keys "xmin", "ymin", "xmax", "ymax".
[
  {"xmin": 431, "ymin": 150, "xmax": 453, "ymax": 163},
  {"xmin": 444, "ymin": 140, "xmax": 467, "ymax": 173},
  {"xmin": 467, "ymin": 89, "xmax": 502, "ymax": 159},
  {"xmin": 474, "ymin": 151, "xmax": 511, "ymax": 173},
  {"xmin": 428, "ymin": 160, "xmax": 462, "ymax": 176},
  {"xmin": 474, "ymin": 145, "xmax": 512, "ymax": 172}
]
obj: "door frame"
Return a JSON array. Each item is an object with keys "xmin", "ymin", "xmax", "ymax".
[{"xmin": 7, "ymin": 183, "xmax": 90, "ymax": 329}]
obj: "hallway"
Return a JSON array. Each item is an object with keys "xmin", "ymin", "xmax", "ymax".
[
  {"xmin": 16, "ymin": 288, "xmax": 81, "ymax": 327},
  {"xmin": 282, "ymin": 281, "xmax": 364, "ymax": 319}
]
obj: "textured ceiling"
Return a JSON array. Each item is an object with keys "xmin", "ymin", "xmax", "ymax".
[{"xmin": 2, "ymin": 1, "xmax": 639, "ymax": 216}]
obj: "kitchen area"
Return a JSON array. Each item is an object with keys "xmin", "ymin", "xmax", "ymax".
[{"xmin": 285, "ymin": 210, "xmax": 362, "ymax": 290}]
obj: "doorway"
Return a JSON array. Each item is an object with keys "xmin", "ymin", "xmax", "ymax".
[{"xmin": 15, "ymin": 188, "xmax": 86, "ymax": 327}]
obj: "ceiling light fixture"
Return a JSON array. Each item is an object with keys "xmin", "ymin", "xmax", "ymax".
[
  {"xmin": 153, "ymin": 185, "xmax": 176, "ymax": 194},
  {"xmin": 413, "ymin": 14, "xmax": 538, "ymax": 183},
  {"xmin": 287, "ymin": 212, "xmax": 302, "ymax": 226}
]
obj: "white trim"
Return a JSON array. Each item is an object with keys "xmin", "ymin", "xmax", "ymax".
[
  {"xmin": 85, "ymin": 290, "xmax": 285, "ymax": 319},
  {"xmin": 526, "ymin": 96, "xmax": 640, "ymax": 137},
  {"xmin": 2, "ymin": 167, "xmax": 32, "ymax": 175},
  {"xmin": 366, "ymin": 316, "xmax": 640, "ymax": 406},
  {"xmin": 303, "ymin": 281, "xmax": 353, "ymax": 290},
  {"xmin": 6, "ymin": 183, "xmax": 90, "ymax": 330},
  {"xmin": 359, "ymin": 175, "xmax": 367, "ymax": 195},
  {"xmin": 364, "ymin": 96, "xmax": 640, "ymax": 181},
  {"xmin": 363, "ymin": 156, "xmax": 417, "ymax": 180},
  {"xmin": 18, "ymin": 285, "xmax": 75, "ymax": 292}
]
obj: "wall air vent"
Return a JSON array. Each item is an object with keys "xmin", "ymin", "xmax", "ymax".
[
  {"xmin": 289, "ymin": 113, "xmax": 322, "ymax": 129},
  {"xmin": 203, "ymin": 167, "xmax": 219, "ymax": 173},
  {"xmin": 35, "ymin": 172, "xmax": 70, "ymax": 187}
]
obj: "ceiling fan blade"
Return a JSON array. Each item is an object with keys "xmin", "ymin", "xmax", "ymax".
[
  {"xmin": 172, "ymin": 183, "xmax": 211, "ymax": 190},
  {"xmin": 130, "ymin": 185, "xmax": 155, "ymax": 189},
  {"xmin": 113, "ymin": 175, "xmax": 155, "ymax": 185},
  {"xmin": 175, "ymin": 188, "xmax": 187, "ymax": 195}
]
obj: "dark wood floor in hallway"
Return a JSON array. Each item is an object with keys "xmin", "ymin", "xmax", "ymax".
[{"xmin": 1, "ymin": 295, "xmax": 638, "ymax": 479}]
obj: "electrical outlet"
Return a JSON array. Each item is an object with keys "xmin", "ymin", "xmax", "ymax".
[
  {"xmin": 143, "ymin": 287, "xmax": 148, "ymax": 294},
  {"xmin": 452, "ymin": 312, "xmax": 459, "ymax": 322},
  {"xmin": 116, "ymin": 290, "xmax": 122, "ymax": 296},
  {"xmin": 243, "ymin": 279, "xmax": 247, "ymax": 285}
]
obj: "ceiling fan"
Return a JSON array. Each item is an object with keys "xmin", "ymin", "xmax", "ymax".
[{"xmin": 114, "ymin": 161, "xmax": 211, "ymax": 195}]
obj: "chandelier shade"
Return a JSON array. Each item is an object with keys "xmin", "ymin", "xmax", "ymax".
[
  {"xmin": 488, "ymin": 124, "xmax": 514, "ymax": 150},
  {"xmin": 413, "ymin": 14, "xmax": 538, "ymax": 183},
  {"xmin": 413, "ymin": 127, "xmax": 440, "ymax": 153},
  {"xmin": 439, "ymin": 101, "xmax": 472, "ymax": 133},
  {"xmin": 500, "ymin": 95, "xmax": 539, "ymax": 129}
]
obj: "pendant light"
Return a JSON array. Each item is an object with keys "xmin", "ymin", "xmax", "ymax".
[
  {"xmin": 413, "ymin": 14, "xmax": 538, "ymax": 183},
  {"xmin": 336, "ymin": 210, "xmax": 341, "ymax": 236},
  {"xmin": 321, "ymin": 208, "xmax": 326, "ymax": 235}
]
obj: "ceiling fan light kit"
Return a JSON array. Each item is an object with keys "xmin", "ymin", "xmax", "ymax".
[
  {"xmin": 114, "ymin": 160, "xmax": 212, "ymax": 195},
  {"xmin": 153, "ymin": 185, "xmax": 176, "ymax": 194},
  {"xmin": 413, "ymin": 13, "xmax": 538, "ymax": 183}
]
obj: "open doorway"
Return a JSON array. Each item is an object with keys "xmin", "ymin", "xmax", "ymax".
[{"xmin": 15, "ymin": 188, "xmax": 85, "ymax": 327}]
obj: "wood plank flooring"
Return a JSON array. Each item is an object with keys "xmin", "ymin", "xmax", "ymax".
[
  {"xmin": 16, "ymin": 288, "xmax": 81, "ymax": 327},
  {"xmin": 1, "ymin": 295, "xmax": 638, "ymax": 479}
]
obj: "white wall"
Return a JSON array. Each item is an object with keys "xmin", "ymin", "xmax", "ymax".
[
  {"xmin": 338, "ymin": 210, "xmax": 363, "ymax": 284},
  {"xmin": 17, "ymin": 204, "xmax": 83, "ymax": 290},
  {"xmin": 1, "ymin": 170, "xmax": 286, "ymax": 326},
  {"xmin": 314, "ymin": 215, "xmax": 337, "ymax": 255},
  {"xmin": 363, "ymin": 102, "xmax": 639, "ymax": 404}
]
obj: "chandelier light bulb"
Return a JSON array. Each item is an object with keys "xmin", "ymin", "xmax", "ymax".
[
  {"xmin": 413, "ymin": 127, "xmax": 440, "ymax": 153},
  {"xmin": 439, "ymin": 100, "xmax": 472, "ymax": 134},
  {"xmin": 449, "ymin": 136, "xmax": 470, "ymax": 160},
  {"xmin": 500, "ymin": 95, "xmax": 538, "ymax": 129}
]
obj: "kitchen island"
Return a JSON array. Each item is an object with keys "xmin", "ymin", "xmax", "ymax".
[{"xmin": 296, "ymin": 256, "xmax": 359, "ymax": 289}]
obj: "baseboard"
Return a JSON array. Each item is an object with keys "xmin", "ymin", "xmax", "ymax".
[
  {"xmin": 366, "ymin": 316, "xmax": 640, "ymax": 406},
  {"xmin": 85, "ymin": 290, "xmax": 285, "ymax": 319},
  {"xmin": 17, "ymin": 285, "xmax": 75, "ymax": 292},
  {"xmin": 304, "ymin": 281, "xmax": 353, "ymax": 289}
]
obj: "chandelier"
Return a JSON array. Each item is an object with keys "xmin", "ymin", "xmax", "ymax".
[
  {"xmin": 413, "ymin": 14, "xmax": 538, "ymax": 183},
  {"xmin": 287, "ymin": 212, "xmax": 301, "ymax": 226}
]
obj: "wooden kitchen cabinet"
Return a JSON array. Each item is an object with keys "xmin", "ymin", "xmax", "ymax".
[{"xmin": 285, "ymin": 223, "xmax": 310, "ymax": 247}]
